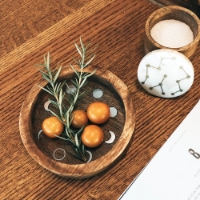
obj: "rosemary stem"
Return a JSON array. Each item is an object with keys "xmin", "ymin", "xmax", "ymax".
[{"xmin": 39, "ymin": 38, "xmax": 96, "ymax": 162}]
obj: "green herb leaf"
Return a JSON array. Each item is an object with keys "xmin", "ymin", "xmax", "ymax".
[
  {"xmin": 54, "ymin": 66, "xmax": 62, "ymax": 83},
  {"xmin": 84, "ymin": 55, "xmax": 95, "ymax": 68},
  {"xmin": 37, "ymin": 37, "xmax": 96, "ymax": 162},
  {"xmin": 74, "ymin": 42, "xmax": 83, "ymax": 57}
]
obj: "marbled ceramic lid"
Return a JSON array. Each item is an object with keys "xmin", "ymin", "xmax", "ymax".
[{"xmin": 137, "ymin": 49, "xmax": 194, "ymax": 98}]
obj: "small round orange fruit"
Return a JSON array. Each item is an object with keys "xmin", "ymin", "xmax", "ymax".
[
  {"xmin": 81, "ymin": 125, "xmax": 104, "ymax": 148},
  {"xmin": 87, "ymin": 102, "xmax": 110, "ymax": 124},
  {"xmin": 42, "ymin": 116, "xmax": 64, "ymax": 138},
  {"xmin": 71, "ymin": 110, "xmax": 88, "ymax": 128}
]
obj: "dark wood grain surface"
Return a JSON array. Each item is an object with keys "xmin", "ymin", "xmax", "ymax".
[{"xmin": 0, "ymin": 0, "xmax": 200, "ymax": 199}]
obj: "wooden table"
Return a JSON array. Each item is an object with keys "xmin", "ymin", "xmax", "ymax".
[{"xmin": 1, "ymin": 0, "xmax": 199, "ymax": 199}]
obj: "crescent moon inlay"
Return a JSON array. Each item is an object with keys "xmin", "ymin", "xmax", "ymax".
[
  {"xmin": 38, "ymin": 130, "xmax": 43, "ymax": 139},
  {"xmin": 86, "ymin": 150, "xmax": 92, "ymax": 163},
  {"xmin": 105, "ymin": 131, "xmax": 116, "ymax": 144},
  {"xmin": 44, "ymin": 100, "xmax": 51, "ymax": 111}
]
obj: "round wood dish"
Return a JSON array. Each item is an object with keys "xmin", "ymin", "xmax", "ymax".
[
  {"xmin": 19, "ymin": 65, "xmax": 135, "ymax": 178},
  {"xmin": 144, "ymin": 6, "xmax": 200, "ymax": 58}
]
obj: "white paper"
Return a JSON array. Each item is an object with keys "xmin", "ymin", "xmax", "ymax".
[{"xmin": 119, "ymin": 100, "xmax": 200, "ymax": 200}]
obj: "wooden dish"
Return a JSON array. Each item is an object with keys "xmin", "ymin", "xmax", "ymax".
[
  {"xmin": 19, "ymin": 65, "xmax": 135, "ymax": 178},
  {"xmin": 144, "ymin": 5, "xmax": 200, "ymax": 58}
]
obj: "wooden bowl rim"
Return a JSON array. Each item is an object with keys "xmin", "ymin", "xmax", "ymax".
[
  {"xmin": 145, "ymin": 5, "xmax": 200, "ymax": 51},
  {"xmin": 19, "ymin": 65, "xmax": 136, "ymax": 178}
]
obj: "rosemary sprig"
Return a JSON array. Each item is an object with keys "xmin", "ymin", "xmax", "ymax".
[{"xmin": 38, "ymin": 38, "xmax": 96, "ymax": 162}]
